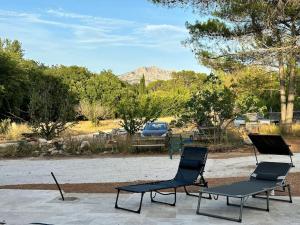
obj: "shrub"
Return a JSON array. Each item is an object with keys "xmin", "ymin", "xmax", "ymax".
[
  {"xmin": 15, "ymin": 141, "xmax": 38, "ymax": 157},
  {"xmin": 79, "ymin": 100, "xmax": 112, "ymax": 125},
  {"xmin": 0, "ymin": 141, "xmax": 40, "ymax": 158},
  {"xmin": 29, "ymin": 74, "xmax": 77, "ymax": 140},
  {"xmin": 181, "ymin": 74, "xmax": 235, "ymax": 142},
  {"xmin": 116, "ymin": 93, "xmax": 162, "ymax": 135},
  {"xmin": 0, "ymin": 119, "xmax": 11, "ymax": 134},
  {"xmin": 5, "ymin": 123, "xmax": 30, "ymax": 140},
  {"xmin": 0, "ymin": 145, "xmax": 17, "ymax": 157}
]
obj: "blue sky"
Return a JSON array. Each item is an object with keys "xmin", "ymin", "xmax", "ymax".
[{"xmin": 0, "ymin": 0, "xmax": 209, "ymax": 74}]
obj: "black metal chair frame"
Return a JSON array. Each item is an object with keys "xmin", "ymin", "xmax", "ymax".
[
  {"xmin": 115, "ymin": 174, "xmax": 210, "ymax": 214},
  {"xmin": 250, "ymin": 134, "xmax": 294, "ymax": 204},
  {"xmin": 196, "ymin": 166, "xmax": 293, "ymax": 223},
  {"xmin": 196, "ymin": 134, "xmax": 295, "ymax": 223},
  {"xmin": 197, "ymin": 190, "xmax": 271, "ymax": 223},
  {"xmin": 252, "ymin": 183, "xmax": 292, "ymax": 203},
  {"xmin": 115, "ymin": 147, "xmax": 210, "ymax": 213}
]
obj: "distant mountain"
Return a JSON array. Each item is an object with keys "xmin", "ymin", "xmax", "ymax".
[{"xmin": 119, "ymin": 66, "xmax": 174, "ymax": 85}]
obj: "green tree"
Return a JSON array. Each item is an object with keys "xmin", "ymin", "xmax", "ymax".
[
  {"xmin": 152, "ymin": 0, "xmax": 300, "ymax": 130},
  {"xmin": 147, "ymin": 70, "xmax": 206, "ymax": 116},
  {"xmin": 171, "ymin": 70, "xmax": 206, "ymax": 89},
  {"xmin": 182, "ymin": 74, "xmax": 235, "ymax": 140},
  {"xmin": 0, "ymin": 51, "xmax": 30, "ymax": 120},
  {"xmin": 0, "ymin": 38, "xmax": 45, "ymax": 121},
  {"xmin": 45, "ymin": 65, "xmax": 92, "ymax": 102},
  {"xmin": 85, "ymin": 70, "xmax": 128, "ymax": 109},
  {"xmin": 139, "ymin": 74, "xmax": 146, "ymax": 95},
  {"xmin": 220, "ymin": 66, "xmax": 279, "ymax": 114},
  {"xmin": 0, "ymin": 38, "xmax": 23, "ymax": 58},
  {"xmin": 116, "ymin": 92, "xmax": 162, "ymax": 135},
  {"xmin": 29, "ymin": 74, "xmax": 77, "ymax": 140}
]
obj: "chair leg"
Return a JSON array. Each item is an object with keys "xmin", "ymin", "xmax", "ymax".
[
  {"xmin": 252, "ymin": 184, "xmax": 293, "ymax": 203},
  {"xmin": 196, "ymin": 191, "xmax": 202, "ymax": 213},
  {"xmin": 150, "ymin": 188, "xmax": 176, "ymax": 206},
  {"xmin": 287, "ymin": 184, "xmax": 293, "ymax": 203},
  {"xmin": 115, "ymin": 189, "xmax": 145, "ymax": 214},
  {"xmin": 266, "ymin": 191, "xmax": 270, "ymax": 212},
  {"xmin": 238, "ymin": 198, "xmax": 244, "ymax": 222},
  {"xmin": 227, "ymin": 192, "xmax": 270, "ymax": 212},
  {"xmin": 196, "ymin": 192, "xmax": 244, "ymax": 223}
]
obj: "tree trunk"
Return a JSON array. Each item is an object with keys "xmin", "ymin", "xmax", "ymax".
[
  {"xmin": 284, "ymin": 18, "xmax": 297, "ymax": 132},
  {"xmin": 279, "ymin": 54, "xmax": 287, "ymax": 124},
  {"xmin": 286, "ymin": 57, "xmax": 296, "ymax": 127}
]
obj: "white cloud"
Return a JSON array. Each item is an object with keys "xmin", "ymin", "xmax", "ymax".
[
  {"xmin": 44, "ymin": 9, "xmax": 188, "ymax": 48},
  {"xmin": 0, "ymin": 8, "xmax": 189, "ymax": 53},
  {"xmin": 143, "ymin": 24, "xmax": 186, "ymax": 33},
  {"xmin": 46, "ymin": 9, "xmax": 136, "ymax": 29}
]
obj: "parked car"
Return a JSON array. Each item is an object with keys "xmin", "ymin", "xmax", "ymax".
[
  {"xmin": 258, "ymin": 118, "xmax": 271, "ymax": 125},
  {"xmin": 141, "ymin": 122, "xmax": 171, "ymax": 137},
  {"xmin": 233, "ymin": 116, "xmax": 246, "ymax": 127}
]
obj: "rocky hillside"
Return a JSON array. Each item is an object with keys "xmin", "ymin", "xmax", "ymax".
[{"xmin": 119, "ymin": 66, "xmax": 174, "ymax": 85}]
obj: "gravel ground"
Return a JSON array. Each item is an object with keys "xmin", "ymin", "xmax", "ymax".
[{"xmin": 0, "ymin": 153, "xmax": 299, "ymax": 185}]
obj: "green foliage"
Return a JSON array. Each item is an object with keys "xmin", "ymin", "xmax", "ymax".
[
  {"xmin": 198, "ymin": 51, "xmax": 244, "ymax": 72},
  {"xmin": 0, "ymin": 38, "xmax": 44, "ymax": 121},
  {"xmin": 79, "ymin": 100, "xmax": 113, "ymax": 125},
  {"xmin": 15, "ymin": 141, "xmax": 37, "ymax": 157},
  {"xmin": 0, "ymin": 38, "xmax": 23, "ymax": 58},
  {"xmin": 186, "ymin": 18, "xmax": 232, "ymax": 39},
  {"xmin": 0, "ymin": 51, "xmax": 27, "ymax": 119},
  {"xmin": 139, "ymin": 74, "xmax": 146, "ymax": 95},
  {"xmin": 182, "ymin": 74, "xmax": 235, "ymax": 130},
  {"xmin": 147, "ymin": 70, "xmax": 206, "ymax": 116},
  {"xmin": 29, "ymin": 74, "xmax": 77, "ymax": 140},
  {"xmin": 220, "ymin": 66, "xmax": 279, "ymax": 114},
  {"xmin": 45, "ymin": 65, "xmax": 92, "ymax": 101},
  {"xmin": 116, "ymin": 92, "xmax": 162, "ymax": 135},
  {"xmin": 84, "ymin": 70, "xmax": 128, "ymax": 108},
  {"xmin": 171, "ymin": 70, "xmax": 206, "ymax": 88}
]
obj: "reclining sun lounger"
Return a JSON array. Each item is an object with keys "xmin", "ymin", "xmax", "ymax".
[
  {"xmin": 115, "ymin": 146, "xmax": 209, "ymax": 213},
  {"xmin": 196, "ymin": 134, "xmax": 294, "ymax": 222}
]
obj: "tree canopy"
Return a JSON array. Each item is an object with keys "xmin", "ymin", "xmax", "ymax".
[{"xmin": 152, "ymin": 0, "xmax": 300, "ymax": 130}]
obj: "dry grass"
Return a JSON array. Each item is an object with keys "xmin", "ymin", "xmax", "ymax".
[
  {"xmin": 63, "ymin": 120, "xmax": 121, "ymax": 136},
  {"xmin": 258, "ymin": 124, "xmax": 280, "ymax": 134},
  {"xmin": 4, "ymin": 123, "xmax": 31, "ymax": 141},
  {"xmin": 157, "ymin": 116, "xmax": 174, "ymax": 123},
  {"xmin": 258, "ymin": 124, "xmax": 300, "ymax": 136},
  {"xmin": 291, "ymin": 124, "xmax": 300, "ymax": 136}
]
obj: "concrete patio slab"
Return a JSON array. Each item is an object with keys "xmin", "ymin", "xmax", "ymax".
[
  {"xmin": 0, "ymin": 154, "xmax": 299, "ymax": 185},
  {"xmin": 0, "ymin": 189, "xmax": 299, "ymax": 225}
]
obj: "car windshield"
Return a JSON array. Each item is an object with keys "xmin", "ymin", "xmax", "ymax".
[{"xmin": 144, "ymin": 123, "xmax": 167, "ymax": 131}]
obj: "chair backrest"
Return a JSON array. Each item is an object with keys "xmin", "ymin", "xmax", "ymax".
[
  {"xmin": 174, "ymin": 146, "xmax": 208, "ymax": 183},
  {"xmin": 248, "ymin": 134, "xmax": 293, "ymax": 156},
  {"xmin": 250, "ymin": 162, "xmax": 292, "ymax": 183}
]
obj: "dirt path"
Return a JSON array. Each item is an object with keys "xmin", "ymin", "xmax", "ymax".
[{"xmin": 1, "ymin": 172, "xmax": 299, "ymax": 196}]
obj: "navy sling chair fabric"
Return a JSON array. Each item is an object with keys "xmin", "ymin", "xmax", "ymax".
[
  {"xmin": 196, "ymin": 134, "xmax": 294, "ymax": 223},
  {"xmin": 248, "ymin": 134, "xmax": 293, "ymax": 156},
  {"xmin": 115, "ymin": 146, "xmax": 209, "ymax": 213}
]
